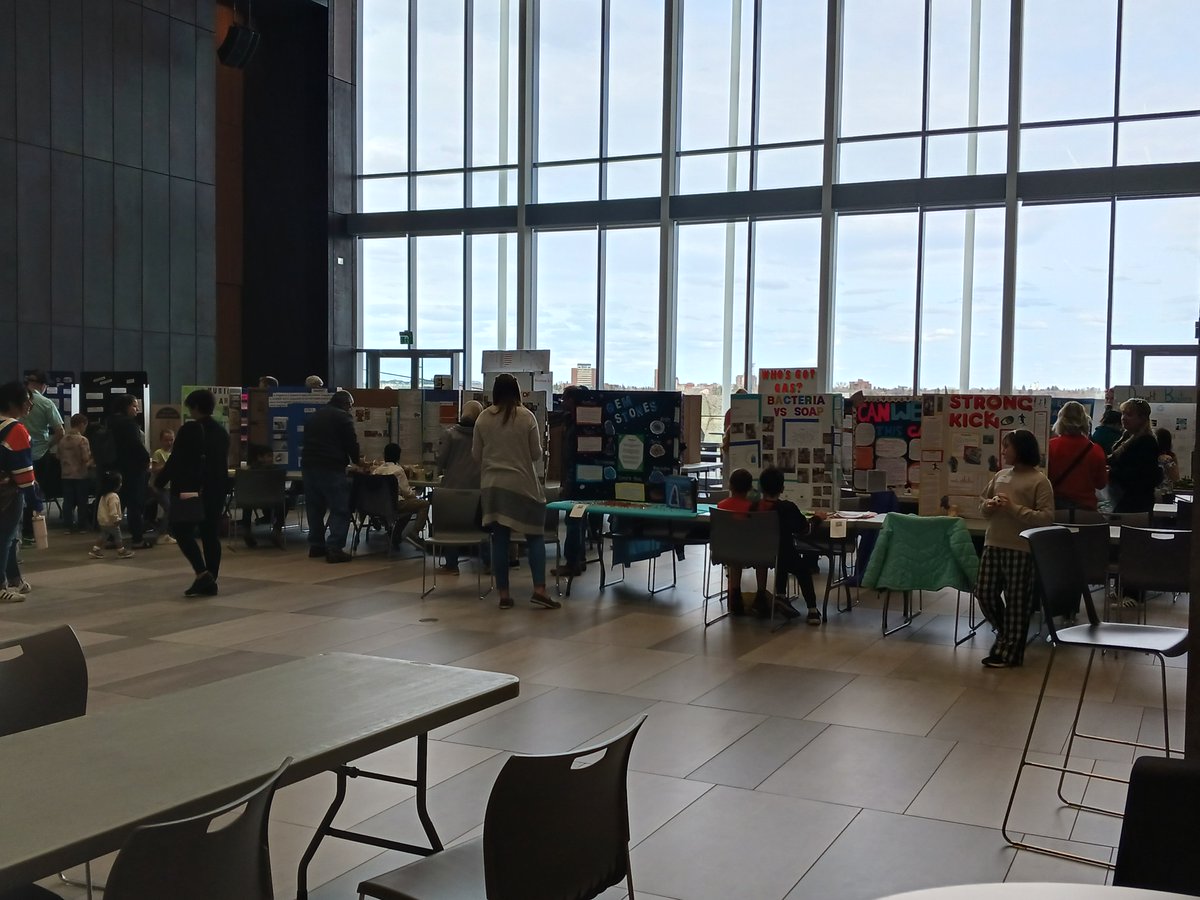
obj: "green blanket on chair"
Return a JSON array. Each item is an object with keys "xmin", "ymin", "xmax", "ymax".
[{"xmin": 861, "ymin": 513, "xmax": 979, "ymax": 592}]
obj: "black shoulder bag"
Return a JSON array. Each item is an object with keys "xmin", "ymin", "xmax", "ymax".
[{"xmin": 169, "ymin": 421, "xmax": 208, "ymax": 525}]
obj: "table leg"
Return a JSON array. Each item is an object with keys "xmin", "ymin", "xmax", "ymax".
[{"xmin": 295, "ymin": 733, "xmax": 445, "ymax": 900}]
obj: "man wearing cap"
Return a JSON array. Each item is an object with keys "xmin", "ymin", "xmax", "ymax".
[{"xmin": 20, "ymin": 371, "xmax": 64, "ymax": 542}]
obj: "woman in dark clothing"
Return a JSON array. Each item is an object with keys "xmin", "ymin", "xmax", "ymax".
[
  {"xmin": 156, "ymin": 389, "xmax": 230, "ymax": 597},
  {"xmin": 109, "ymin": 393, "xmax": 152, "ymax": 547},
  {"xmin": 1107, "ymin": 397, "xmax": 1161, "ymax": 514}
]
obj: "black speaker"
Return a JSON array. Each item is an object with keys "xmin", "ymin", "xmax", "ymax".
[{"xmin": 218, "ymin": 23, "xmax": 260, "ymax": 68}]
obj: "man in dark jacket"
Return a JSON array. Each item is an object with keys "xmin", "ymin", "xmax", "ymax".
[
  {"xmin": 302, "ymin": 391, "xmax": 361, "ymax": 563},
  {"xmin": 110, "ymin": 393, "xmax": 152, "ymax": 548}
]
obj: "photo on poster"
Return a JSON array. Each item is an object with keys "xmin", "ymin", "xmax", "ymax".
[
  {"xmin": 813, "ymin": 447, "xmax": 826, "ymax": 465},
  {"xmin": 731, "ymin": 422, "xmax": 744, "ymax": 435},
  {"xmin": 762, "ymin": 433, "xmax": 775, "ymax": 451},
  {"xmin": 796, "ymin": 447, "xmax": 811, "ymax": 465},
  {"xmin": 761, "ymin": 417, "xmax": 775, "ymax": 433},
  {"xmin": 777, "ymin": 447, "xmax": 796, "ymax": 471},
  {"xmin": 794, "ymin": 468, "xmax": 809, "ymax": 483},
  {"xmin": 762, "ymin": 452, "xmax": 775, "ymax": 468},
  {"xmin": 745, "ymin": 422, "xmax": 758, "ymax": 441}
]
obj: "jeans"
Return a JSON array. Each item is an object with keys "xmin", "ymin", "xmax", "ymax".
[
  {"xmin": 304, "ymin": 468, "xmax": 352, "ymax": 552},
  {"xmin": 0, "ymin": 493, "xmax": 24, "ymax": 588},
  {"xmin": 119, "ymin": 470, "xmax": 147, "ymax": 543},
  {"xmin": 444, "ymin": 540, "xmax": 490, "ymax": 570},
  {"xmin": 61, "ymin": 478, "xmax": 91, "ymax": 530},
  {"xmin": 490, "ymin": 525, "xmax": 545, "ymax": 592}
]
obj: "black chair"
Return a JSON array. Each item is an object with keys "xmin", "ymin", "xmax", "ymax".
[
  {"xmin": 103, "ymin": 758, "xmax": 291, "ymax": 900},
  {"xmin": 1117, "ymin": 526, "xmax": 1191, "ymax": 623},
  {"xmin": 423, "ymin": 489, "xmax": 490, "ymax": 598},
  {"xmin": 0, "ymin": 626, "xmax": 90, "ymax": 896},
  {"xmin": 705, "ymin": 509, "xmax": 779, "ymax": 628},
  {"xmin": 1113, "ymin": 756, "xmax": 1200, "ymax": 895},
  {"xmin": 1001, "ymin": 526, "xmax": 1189, "ymax": 868},
  {"xmin": 349, "ymin": 473, "xmax": 408, "ymax": 557},
  {"xmin": 357, "ymin": 718, "xmax": 645, "ymax": 900},
  {"xmin": 228, "ymin": 467, "xmax": 288, "ymax": 546}
]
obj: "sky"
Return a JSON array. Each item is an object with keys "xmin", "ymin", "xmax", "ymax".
[{"xmin": 359, "ymin": 0, "xmax": 1200, "ymax": 396}]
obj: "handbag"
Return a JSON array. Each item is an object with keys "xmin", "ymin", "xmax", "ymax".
[{"xmin": 170, "ymin": 493, "xmax": 206, "ymax": 524}]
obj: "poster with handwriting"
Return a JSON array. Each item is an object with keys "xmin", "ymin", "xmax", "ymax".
[
  {"xmin": 757, "ymin": 369, "xmax": 842, "ymax": 511},
  {"xmin": 852, "ymin": 397, "xmax": 922, "ymax": 490},
  {"xmin": 562, "ymin": 391, "xmax": 682, "ymax": 501}
]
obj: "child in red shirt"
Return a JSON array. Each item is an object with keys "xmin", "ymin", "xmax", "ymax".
[{"xmin": 716, "ymin": 468, "xmax": 771, "ymax": 617}]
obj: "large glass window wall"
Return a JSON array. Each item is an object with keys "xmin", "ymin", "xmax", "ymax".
[{"xmin": 357, "ymin": 0, "xmax": 1200, "ymax": 407}]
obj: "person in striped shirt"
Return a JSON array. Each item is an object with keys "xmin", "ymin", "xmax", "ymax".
[{"xmin": 0, "ymin": 382, "xmax": 45, "ymax": 602}]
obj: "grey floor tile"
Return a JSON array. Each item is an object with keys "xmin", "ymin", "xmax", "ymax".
[
  {"xmin": 692, "ymin": 663, "xmax": 854, "ymax": 719},
  {"xmin": 784, "ymin": 809, "xmax": 1015, "ymax": 900},
  {"xmin": 804, "ymin": 673, "xmax": 964, "ymax": 736},
  {"xmin": 688, "ymin": 716, "xmax": 828, "ymax": 789}
]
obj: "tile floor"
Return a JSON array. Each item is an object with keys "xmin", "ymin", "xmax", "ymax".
[{"xmin": 10, "ymin": 524, "xmax": 1187, "ymax": 900}]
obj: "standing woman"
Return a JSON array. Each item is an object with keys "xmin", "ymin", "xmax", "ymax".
[
  {"xmin": 156, "ymin": 389, "xmax": 229, "ymax": 597},
  {"xmin": 472, "ymin": 374, "xmax": 556, "ymax": 610},
  {"xmin": 0, "ymin": 383, "xmax": 43, "ymax": 602},
  {"xmin": 1107, "ymin": 398, "xmax": 1160, "ymax": 514},
  {"xmin": 976, "ymin": 429, "xmax": 1054, "ymax": 668},
  {"xmin": 1047, "ymin": 401, "xmax": 1107, "ymax": 512}
]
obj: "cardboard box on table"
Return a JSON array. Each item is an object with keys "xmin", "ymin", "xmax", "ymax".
[{"xmin": 918, "ymin": 393, "xmax": 1051, "ymax": 518}]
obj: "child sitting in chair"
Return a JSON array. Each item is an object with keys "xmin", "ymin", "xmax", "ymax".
[
  {"xmin": 371, "ymin": 443, "xmax": 430, "ymax": 550},
  {"xmin": 716, "ymin": 468, "xmax": 773, "ymax": 618},
  {"xmin": 757, "ymin": 466, "xmax": 826, "ymax": 626}
]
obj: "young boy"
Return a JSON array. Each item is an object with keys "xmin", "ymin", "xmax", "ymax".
[
  {"xmin": 716, "ymin": 468, "xmax": 772, "ymax": 617},
  {"xmin": 58, "ymin": 413, "xmax": 92, "ymax": 533},
  {"xmin": 90, "ymin": 472, "xmax": 135, "ymax": 559},
  {"xmin": 241, "ymin": 443, "xmax": 286, "ymax": 549},
  {"xmin": 371, "ymin": 443, "xmax": 430, "ymax": 549},
  {"xmin": 758, "ymin": 466, "xmax": 824, "ymax": 625}
]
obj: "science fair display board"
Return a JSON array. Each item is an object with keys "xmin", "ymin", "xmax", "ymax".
[
  {"xmin": 267, "ymin": 387, "xmax": 332, "ymax": 469},
  {"xmin": 562, "ymin": 390, "xmax": 683, "ymax": 502},
  {"xmin": 918, "ymin": 393, "xmax": 1051, "ymax": 518},
  {"xmin": 80, "ymin": 372, "xmax": 150, "ymax": 439},
  {"xmin": 851, "ymin": 397, "xmax": 922, "ymax": 491},
  {"xmin": 725, "ymin": 369, "xmax": 844, "ymax": 511},
  {"xmin": 1111, "ymin": 385, "xmax": 1195, "ymax": 479}
]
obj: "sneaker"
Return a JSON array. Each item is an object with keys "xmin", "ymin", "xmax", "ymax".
[
  {"xmin": 530, "ymin": 592, "xmax": 562, "ymax": 610},
  {"xmin": 116, "ymin": 548, "xmax": 135, "ymax": 559},
  {"xmin": 326, "ymin": 549, "xmax": 353, "ymax": 564},
  {"xmin": 1120, "ymin": 595, "xmax": 1139, "ymax": 608},
  {"xmin": 437, "ymin": 564, "xmax": 460, "ymax": 576},
  {"xmin": 88, "ymin": 547, "xmax": 104, "ymax": 559},
  {"xmin": 7, "ymin": 581, "xmax": 31, "ymax": 595},
  {"xmin": 308, "ymin": 546, "xmax": 327, "ymax": 559},
  {"xmin": 982, "ymin": 655, "xmax": 1010, "ymax": 668},
  {"xmin": 162, "ymin": 534, "xmax": 177, "ymax": 544},
  {"xmin": 498, "ymin": 596, "xmax": 514, "ymax": 609},
  {"xmin": 807, "ymin": 608, "xmax": 822, "ymax": 626},
  {"xmin": 0, "ymin": 588, "xmax": 25, "ymax": 603},
  {"xmin": 20, "ymin": 537, "xmax": 35, "ymax": 548},
  {"xmin": 184, "ymin": 572, "xmax": 217, "ymax": 598}
]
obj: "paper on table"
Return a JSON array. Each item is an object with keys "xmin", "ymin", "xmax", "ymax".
[{"xmin": 614, "ymin": 482, "xmax": 645, "ymax": 502}]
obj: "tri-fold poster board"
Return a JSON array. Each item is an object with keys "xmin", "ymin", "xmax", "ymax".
[{"xmin": 851, "ymin": 397, "xmax": 922, "ymax": 491}]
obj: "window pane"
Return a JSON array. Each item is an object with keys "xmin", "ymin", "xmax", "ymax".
[
  {"xmin": 679, "ymin": 0, "xmax": 753, "ymax": 150},
  {"xmin": 607, "ymin": 0, "xmax": 664, "ymax": 157},
  {"xmin": 535, "ymin": 230, "xmax": 598, "ymax": 376},
  {"xmin": 925, "ymin": 131, "xmax": 1007, "ymax": 177},
  {"xmin": 605, "ymin": 158, "xmax": 661, "ymax": 199},
  {"xmin": 1119, "ymin": 0, "xmax": 1200, "ymax": 115},
  {"xmin": 1014, "ymin": 202, "xmax": 1110, "ymax": 392},
  {"xmin": 471, "ymin": 169, "xmax": 518, "ymax": 207},
  {"xmin": 362, "ymin": 177, "xmax": 408, "ymax": 213},
  {"xmin": 758, "ymin": 0, "xmax": 826, "ymax": 144},
  {"xmin": 676, "ymin": 222, "xmax": 748, "ymax": 431},
  {"xmin": 677, "ymin": 151, "xmax": 750, "ymax": 194},
  {"xmin": 415, "ymin": 0, "xmax": 465, "ymax": 170},
  {"xmin": 361, "ymin": 0, "xmax": 408, "ymax": 174},
  {"xmin": 470, "ymin": 234, "xmax": 518, "ymax": 389},
  {"xmin": 362, "ymin": 238, "xmax": 409, "ymax": 348},
  {"xmin": 535, "ymin": 163, "xmax": 600, "ymax": 203},
  {"xmin": 472, "ymin": 0, "xmax": 518, "ymax": 168},
  {"xmin": 756, "ymin": 146, "xmax": 823, "ymax": 189},
  {"xmin": 841, "ymin": 0, "xmax": 924, "ymax": 137},
  {"xmin": 1143, "ymin": 356, "xmax": 1197, "ymax": 385},
  {"xmin": 603, "ymin": 228, "xmax": 659, "ymax": 389},
  {"xmin": 1020, "ymin": 124, "xmax": 1113, "ymax": 170},
  {"xmin": 537, "ymin": 0, "xmax": 601, "ymax": 161},
  {"xmin": 833, "ymin": 213, "xmax": 919, "ymax": 392},
  {"xmin": 838, "ymin": 138, "xmax": 921, "ymax": 183},
  {"xmin": 750, "ymin": 219, "xmax": 821, "ymax": 376},
  {"xmin": 928, "ymin": 0, "xmax": 1010, "ymax": 129},
  {"xmin": 414, "ymin": 235, "xmax": 464, "ymax": 350},
  {"xmin": 414, "ymin": 173, "xmax": 464, "ymax": 210},
  {"xmin": 1118, "ymin": 117, "xmax": 1200, "ymax": 167},
  {"xmin": 919, "ymin": 208, "xmax": 1005, "ymax": 392},
  {"xmin": 1021, "ymin": 0, "xmax": 1117, "ymax": 122},
  {"xmin": 1112, "ymin": 197, "xmax": 1200, "ymax": 346}
]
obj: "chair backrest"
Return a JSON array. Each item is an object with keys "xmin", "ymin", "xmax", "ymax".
[
  {"xmin": 104, "ymin": 758, "xmax": 291, "ymax": 900},
  {"xmin": 1114, "ymin": 756, "xmax": 1200, "ymax": 895},
  {"xmin": 1176, "ymin": 497, "xmax": 1193, "ymax": 530},
  {"xmin": 544, "ymin": 507, "xmax": 561, "ymax": 542},
  {"xmin": 233, "ymin": 467, "xmax": 288, "ymax": 510},
  {"xmin": 708, "ymin": 508, "xmax": 779, "ymax": 569},
  {"xmin": 1021, "ymin": 526, "xmax": 1099, "ymax": 637},
  {"xmin": 430, "ymin": 488, "xmax": 482, "ymax": 536},
  {"xmin": 482, "ymin": 718, "xmax": 644, "ymax": 900},
  {"xmin": 1053, "ymin": 508, "xmax": 1106, "ymax": 525},
  {"xmin": 351, "ymin": 473, "xmax": 400, "ymax": 522},
  {"xmin": 1061, "ymin": 521, "xmax": 1111, "ymax": 586},
  {"xmin": 0, "ymin": 625, "xmax": 88, "ymax": 737},
  {"xmin": 1118, "ymin": 526, "xmax": 1191, "ymax": 594}
]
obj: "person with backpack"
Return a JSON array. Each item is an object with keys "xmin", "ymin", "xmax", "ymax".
[{"xmin": 1047, "ymin": 401, "xmax": 1107, "ymax": 512}]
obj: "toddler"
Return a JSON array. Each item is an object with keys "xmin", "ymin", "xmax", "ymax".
[{"xmin": 90, "ymin": 472, "xmax": 135, "ymax": 560}]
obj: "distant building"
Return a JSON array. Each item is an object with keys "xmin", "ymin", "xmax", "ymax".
[{"xmin": 570, "ymin": 364, "xmax": 596, "ymax": 388}]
